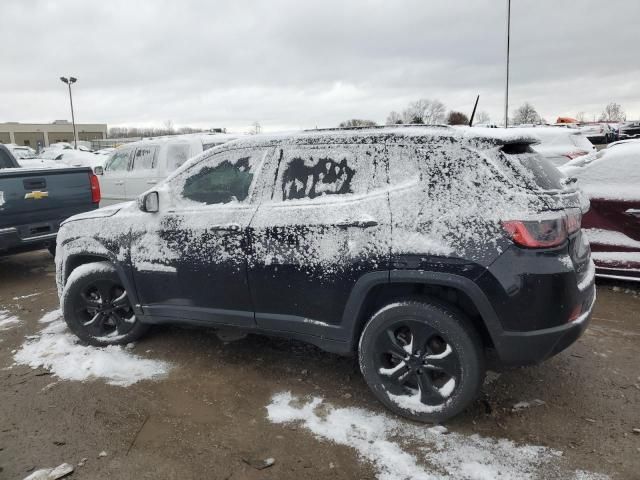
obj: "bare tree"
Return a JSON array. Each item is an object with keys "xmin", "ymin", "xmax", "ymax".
[
  {"xmin": 447, "ymin": 111, "xmax": 469, "ymax": 126},
  {"xmin": 599, "ymin": 102, "xmax": 626, "ymax": 122},
  {"xmin": 473, "ymin": 111, "xmax": 490, "ymax": 125},
  {"xmin": 400, "ymin": 98, "xmax": 446, "ymax": 125},
  {"xmin": 512, "ymin": 102, "xmax": 541, "ymax": 125},
  {"xmin": 385, "ymin": 111, "xmax": 403, "ymax": 125},
  {"xmin": 338, "ymin": 119, "xmax": 377, "ymax": 128},
  {"xmin": 163, "ymin": 120, "xmax": 175, "ymax": 134},
  {"xmin": 575, "ymin": 112, "xmax": 587, "ymax": 123}
]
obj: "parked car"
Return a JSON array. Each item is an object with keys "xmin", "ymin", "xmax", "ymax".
[
  {"xmin": 56, "ymin": 126, "xmax": 594, "ymax": 422},
  {"xmin": 97, "ymin": 133, "xmax": 237, "ymax": 206},
  {"xmin": 562, "ymin": 141, "xmax": 640, "ymax": 280},
  {"xmin": 619, "ymin": 121, "xmax": 640, "ymax": 139},
  {"xmin": 0, "ymin": 144, "xmax": 100, "ymax": 256},
  {"xmin": 577, "ymin": 123, "xmax": 614, "ymax": 145},
  {"xmin": 509, "ymin": 126, "xmax": 596, "ymax": 166}
]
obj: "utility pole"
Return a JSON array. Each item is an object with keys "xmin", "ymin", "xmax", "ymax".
[
  {"xmin": 504, "ymin": 0, "xmax": 511, "ymax": 128},
  {"xmin": 60, "ymin": 76, "xmax": 78, "ymax": 148}
]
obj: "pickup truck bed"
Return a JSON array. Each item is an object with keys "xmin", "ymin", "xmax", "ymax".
[{"xmin": 0, "ymin": 145, "xmax": 99, "ymax": 256}]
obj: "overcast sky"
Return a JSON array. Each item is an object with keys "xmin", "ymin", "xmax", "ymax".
[{"xmin": 2, "ymin": 0, "xmax": 639, "ymax": 132}]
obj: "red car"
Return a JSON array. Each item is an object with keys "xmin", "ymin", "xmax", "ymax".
[{"xmin": 562, "ymin": 141, "xmax": 640, "ymax": 281}]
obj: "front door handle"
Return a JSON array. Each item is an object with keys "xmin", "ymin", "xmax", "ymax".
[
  {"xmin": 114, "ymin": 181, "xmax": 124, "ymax": 185},
  {"xmin": 335, "ymin": 218, "xmax": 379, "ymax": 228},
  {"xmin": 146, "ymin": 180, "xmax": 157, "ymax": 185},
  {"xmin": 210, "ymin": 223, "xmax": 242, "ymax": 232},
  {"xmin": 624, "ymin": 208, "xmax": 640, "ymax": 218}
]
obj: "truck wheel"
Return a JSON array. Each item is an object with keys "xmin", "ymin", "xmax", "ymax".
[
  {"xmin": 359, "ymin": 300, "xmax": 484, "ymax": 423},
  {"xmin": 62, "ymin": 261, "xmax": 150, "ymax": 347}
]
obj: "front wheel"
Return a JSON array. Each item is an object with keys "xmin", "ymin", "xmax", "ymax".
[
  {"xmin": 62, "ymin": 261, "xmax": 150, "ymax": 346},
  {"xmin": 359, "ymin": 300, "xmax": 485, "ymax": 423}
]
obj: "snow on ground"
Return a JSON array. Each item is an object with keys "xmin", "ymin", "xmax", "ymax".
[
  {"xmin": 13, "ymin": 310, "xmax": 171, "ymax": 387},
  {"xmin": 0, "ymin": 309, "xmax": 20, "ymax": 331},
  {"xmin": 267, "ymin": 392, "xmax": 609, "ymax": 480}
]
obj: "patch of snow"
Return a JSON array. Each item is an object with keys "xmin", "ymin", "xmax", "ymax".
[
  {"xmin": 578, "ymin": 260, "xmax": 596, "ymax": 291},
  {"xmin": 592, "ymin": 251, "xmax": 640, "ymax": 265},
  {"xmin": 0, "ymin": 310, "xmax": 20, "ymax": 331},
  {"xmin": 39, "ymin": 309, "xmax": 62, "ymax": 324},
  {"xmin": 387, "ymin": 386, "xmax": 450, "ymax": 414},
  {"xmin": 267, "ymin": 392, "xmax": 608, "ymax": 480},
  {"xmin": 14, "ymin": 310, "xmax": 171, "ymax": 387},
  {"xmin": 559, "ymin": 255, "xmax": 573, "ymax": 269},
  {"xmin": 0, "ymin": 191, "xmax": 4, "ymax": 206},
  {"xmin": 512, "ymin": 399, "xmax": 546, "ymax": 412},
  {"xmin": 584, "ymin": 229, "xmax": 640, "ymax": 249},
  {"xmin": 13, "ymin": 292, "xmax": 41, "ymax": 300},
  {"xmin": 303, "ymin": 318, "xmax": 330, "ymax": 327}
]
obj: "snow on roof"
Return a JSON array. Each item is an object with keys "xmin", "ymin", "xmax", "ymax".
[{"xmin": 218, "ymin": 125, "xmax": 540, "ymax": 151}]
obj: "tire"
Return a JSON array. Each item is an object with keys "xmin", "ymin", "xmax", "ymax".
[
  {"xmin": 359, "ymin": 299, "xmax": 485, "ymax": 423},
  {"xmin": 62, "ymin": 261, "xmax": 150, "ymax": 347},
  {"xmin": 47, "ymin": 243, "xmax": 56, "ymax": 258}
]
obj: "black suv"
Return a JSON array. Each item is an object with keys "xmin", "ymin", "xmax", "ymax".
[{"xmin": 56, "ymin": 126, "xmax": 596, "ymax": 422}]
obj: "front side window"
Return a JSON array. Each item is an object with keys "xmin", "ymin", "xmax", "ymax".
[
  {"xmin": 177, "ymin": 149, "xmax": 266, "ymax": 205},
  {"xmin": 105, "ymin": 149, "xmax": 131, "ymax": 171},
  {"xmin": 132, "ymin": 146, "xmax": 159, "ymax": 170}
]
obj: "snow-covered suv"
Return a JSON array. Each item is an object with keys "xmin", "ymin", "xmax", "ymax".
[{"xmin": 55, "ymin": 126, "xmax": 596, "ymax": 422}]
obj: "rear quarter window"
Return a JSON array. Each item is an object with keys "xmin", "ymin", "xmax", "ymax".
[{"xmin": 495, "ymin": 144, "xmax": 565, "ymax": 191}]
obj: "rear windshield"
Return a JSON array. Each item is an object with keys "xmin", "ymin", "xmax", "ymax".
[
  {"xmin": 496, "ymin": 143, "xmax": 565, "ymax": 191},
  {"xmin": 570, "ymin": 133, "xmax": 594, "ymax": 151}
]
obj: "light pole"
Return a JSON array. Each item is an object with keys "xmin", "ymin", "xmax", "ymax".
[
  {"xmin": 60, "ymin": 76, "xmax": 78, "ymax": 148},
  {"xmin": 504, "ymin": 0, "xmax": 511, "ymax": 128}
]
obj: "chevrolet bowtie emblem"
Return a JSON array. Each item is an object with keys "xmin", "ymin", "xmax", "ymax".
[{"xmin": 24, "ymin": 191, "xmax": 49, "ymax": 200}]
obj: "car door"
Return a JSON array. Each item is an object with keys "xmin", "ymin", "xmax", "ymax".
[
  {"xmin": 247, "ymin": 142, "xmax": 391, "ymax": 338},
  {"xmin": 125, "ymin": 144, "xmax": 162, "ymax": 200},
  {"xmin": 578, "ymin": 148, "xmax": 640, "ymax": 278},
  {"xmin": 130, "ymin": 146, "xmax": 276, "ymax": 327},
  {"xmin": 99, "ymin": 148, "xmax": 132, "ymax": 206}
]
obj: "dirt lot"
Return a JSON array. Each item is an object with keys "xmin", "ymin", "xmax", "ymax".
[{"xmin": 0, "ymin": 250, "xmax": 638, "ymax": 479}]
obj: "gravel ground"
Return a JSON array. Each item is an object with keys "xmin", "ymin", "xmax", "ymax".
[{"xmin": 0, "ymin": 250, "xmax": 638, "ymax": 479}]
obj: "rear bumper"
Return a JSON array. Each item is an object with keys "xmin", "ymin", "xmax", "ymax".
[
  {"xmin": 0, "ymin": 226, "xmax": 57, "ymax": 255},
  {"xmin": 491, "ymin": 286, "xmax": 595, "ymax": 365}
]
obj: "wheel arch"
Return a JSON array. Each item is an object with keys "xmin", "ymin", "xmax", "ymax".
[{"xmin": 343, "ymin": 271, "xmax": 503, "ymax": 353}]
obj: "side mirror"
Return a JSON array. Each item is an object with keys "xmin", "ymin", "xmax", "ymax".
[
  {"xmin": 94, "ymin": 166, "xmax": 104, "ymax": 175},
  {"xmin": 138, "ymin": 191, "xmax": 159, "ymax": 213}
]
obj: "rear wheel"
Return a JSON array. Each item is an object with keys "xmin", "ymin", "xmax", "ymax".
[
  {"xmin": 62, "ymin": 262, "xmax": 150, "ymax": 346},
  {"xmin": 359, "ymin": 299, "xmax": 484, "ymax": 423}
]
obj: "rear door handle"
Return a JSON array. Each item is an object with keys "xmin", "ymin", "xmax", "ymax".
[
  {"xmin": 210, "ymin": 223, "xmax": 242, "ymax": 232},
  {"xmin": 146, "ymin": 180, "xmax": 157, "ymax": 185},
  {"xmin": 624, "ymin": 208, "xmax": 640, "ymax": 218},
  {"xmin": 115, "ymin": 181, "xmax": 124, "ymax": 185},
  {"xmin": 335, "ymin": 218, "xmax": 379, "ymax": 228}
]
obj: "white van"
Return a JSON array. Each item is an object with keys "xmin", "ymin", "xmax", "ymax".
[{"xmin": 98, "ymin": 134, "xmax": 237, "ymax": 206}]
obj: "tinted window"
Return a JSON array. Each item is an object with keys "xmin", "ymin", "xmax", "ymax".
[
  {"xmin": 275, "ymin": 144, "xmax": 386, "ymax": 202},
  {"xmin": 132, "ymin": 146, "xmax": 159, "ymax": 170},
  {"xmin": 182, "ymin": 154, "xmax": 254, "ymax": 205},
  {"xmin": 105, "ymin": 149, "xmax": 131, "ymax": 171},
  {"xmin": 499, "ymin": 145, "xmax": 565, "ymax": 190},
  {"xmin": 0, "ymin": 149, "xmax": 15, "ymax": 168},
  {"xmin": 166, "ymin": 143, "xmax": 191, "ymax": 171}
]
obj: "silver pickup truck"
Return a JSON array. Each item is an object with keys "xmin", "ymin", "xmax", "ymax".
[{"xmin": 0, "ymin": 144, "xmax": 100, "ymax": 256}]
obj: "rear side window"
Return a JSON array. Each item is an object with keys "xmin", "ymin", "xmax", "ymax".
[
  {"xmin": 105, "ymin": 149, "xmax": 131, "ymax": 171},
  {"xmin": 570, "ymin": 133, "xmax": 595, "ymax": 151},
  {"xmin": 273, "ymin": 143, "xmax": 387, "ymax": 202},
  {"xmin": 166, "ymin": 143, "xmax": 191, "ymax": 171},
  {"xmin": 132, "ymin": 146, "xmax": 159, "ymax": 170},
  {"xmin": 498, "ymin": 144, "xmax": 565, "ymax": 191}
]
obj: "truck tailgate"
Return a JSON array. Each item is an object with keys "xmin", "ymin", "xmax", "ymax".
[{"xmin": 0, "ymin": 167, "xmax": 97, "ymax": 242}]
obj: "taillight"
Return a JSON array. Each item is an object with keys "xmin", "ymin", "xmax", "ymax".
[
  {"xmin": 563, "ymin": 150, "xmax": 588, "ymax": 160},
  {"xmin": 502, "ymin": 218, "xmax": 566, "ymax": 248},
  {"xmin": 89, "ymin": 172, "xmax": 101, "ymax": 204},
  {"xmin": 502, "ymin": 210, "xmax": 581, "ymax": 249}
]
